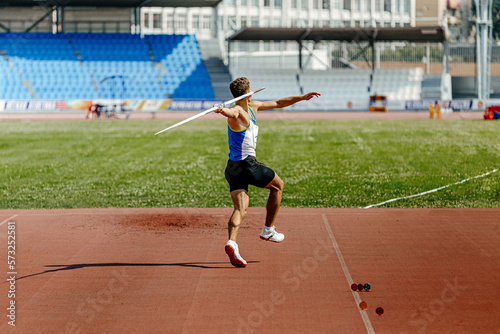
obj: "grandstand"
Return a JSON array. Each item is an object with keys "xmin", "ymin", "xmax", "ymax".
[
  {"xmin": 230, "ymin": 67, "xmax": 423, "ymax": 102},
  {"xmin": 0, "ymin": 29, "xmax": 447, "ymax": 104},
  {"xmin": 0, "ymin": 0, "xmax": 491, "ymax": 111},
  {"xmin": 0, "ymin": 32, "xmax": 214, "ymax": 101}
]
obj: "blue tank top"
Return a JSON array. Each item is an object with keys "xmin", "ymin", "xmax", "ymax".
[{"xmin": 227, "ymin": 106, "xmax": 259, "ymax": 161}]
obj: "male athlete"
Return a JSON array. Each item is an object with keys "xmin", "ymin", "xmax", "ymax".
[{"xmin": 214, "ymin": 77, "xmax": 320, "ymax": 267}]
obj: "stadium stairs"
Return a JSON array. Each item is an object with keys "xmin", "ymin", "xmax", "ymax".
[
  {"xmin": 198, "ymin": 38, "xmax": 233, "ymax": 100},
  {"xmin": 421, "ymin": 74, "xmax": 443, "ymax": 99}
]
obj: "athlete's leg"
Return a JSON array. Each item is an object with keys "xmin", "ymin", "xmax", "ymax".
[
  {"xmin": 228, "ymin": 189, "xmax": 249, "ymax": 241},
  {"xmin": 264, "ymin": 174, "xmax": 284, "ymax": 228}
]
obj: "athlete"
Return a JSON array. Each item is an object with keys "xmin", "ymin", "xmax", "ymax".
[{"xmin": 214, "ymin": 77, "xmax": 320, "ymax": 267}]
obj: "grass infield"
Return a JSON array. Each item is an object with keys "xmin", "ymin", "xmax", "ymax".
[{"xmin": 1, "ymin": 118, "xmax": 498, "ymax": 209}]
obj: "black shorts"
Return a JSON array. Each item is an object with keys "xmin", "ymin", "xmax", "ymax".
[{"xmin": 225, "ymin": 156, "xmax": 276, "ymax": 192}]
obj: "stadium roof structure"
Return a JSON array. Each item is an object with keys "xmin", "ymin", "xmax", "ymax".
[
  {"xmin": 0, "ymin": 0, "xmax": 222, "ymax": 7},
  {"xmin": 227, "ymin": 26, "xmax": 448, "ymax": 44}
]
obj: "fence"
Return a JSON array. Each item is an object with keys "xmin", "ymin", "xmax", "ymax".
[{"xmin": 229, "ymin": 40, "xmax": 500, "ymax": 77}]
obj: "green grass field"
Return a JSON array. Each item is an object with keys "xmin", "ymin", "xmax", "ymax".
[{"xmin": 1, "ymin": 118, "xmax": 498, "ymax": 209}]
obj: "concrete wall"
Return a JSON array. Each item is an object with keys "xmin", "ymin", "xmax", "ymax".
[
  {"xmin": 0, "ymin": 8, "xmax": 52, "ymax": 32},
  {"xmin": 452, "ymin": 76, "xmax": 500, "ymax": 98},
  {"xmin": 0, "ymin": 7, "xmax": 132, "ymax": 33}
]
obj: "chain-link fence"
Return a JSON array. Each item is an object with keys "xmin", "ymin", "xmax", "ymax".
[{"xmin": 335, "ymin": 41, "xmax": 500, "ymax": 77}]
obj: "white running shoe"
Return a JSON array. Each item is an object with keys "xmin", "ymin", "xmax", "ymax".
[
  {"xmin": 260, "ymin": 226, "xmax": 285, "ymax": 243},
  {"xmin": 225, "ymin": 241, "xmax": 247, "ymax": 268}
]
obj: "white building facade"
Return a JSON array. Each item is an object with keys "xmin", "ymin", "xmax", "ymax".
[{"xmin": 141, "ymin": 0, "xmax": 416, "ymax": 39}]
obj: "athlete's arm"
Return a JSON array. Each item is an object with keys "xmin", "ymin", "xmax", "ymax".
[
  {"xmin": 213, "ymin": 104, "xmax": 242, "ymax": 118},
  {"xmin": 213, "ymin": 104, "xmax": 249, "ymax": 131},
  {"xmin": 250, "ymin": 92, "xmax": 321, "ymax": 111}
]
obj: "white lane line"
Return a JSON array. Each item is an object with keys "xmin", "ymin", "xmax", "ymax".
[
  {"xmin": 0, "ymin": 214, "xmax": 18, "ymax": 226},
  {"xmin": 364, "ymin": 169, "xmax": 498, "ymax": 209},
  {"xmin": 322, "ymin": 214, "xmax": 375, "ymax": 334}
]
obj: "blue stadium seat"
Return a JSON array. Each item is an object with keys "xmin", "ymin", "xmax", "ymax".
[{"xmin": 0, "ymin": 32, "xmax": 214, "ymax": 100}]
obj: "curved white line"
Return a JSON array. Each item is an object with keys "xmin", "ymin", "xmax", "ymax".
[{"xmin": 364, "ymin": 169, "xmax": 498, "ymax": 209}]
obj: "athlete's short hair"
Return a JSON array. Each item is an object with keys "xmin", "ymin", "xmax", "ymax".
[{"xmin": 229, "ymin": 77, "xmax": 250, "ymax": 98}]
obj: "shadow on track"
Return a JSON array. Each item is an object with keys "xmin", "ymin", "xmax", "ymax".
[{"xmin": 16, "ymin": 261, "xmax": 260, "ymax": 280}]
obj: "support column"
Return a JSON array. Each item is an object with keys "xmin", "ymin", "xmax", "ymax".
[
  {"xmin": 298, "ymin": 40, "xmax": 303, "ymax": 71},
  {"xmin": 213, "ymin": 6, "xmax": 219, "ymax": 39},
  {"xmin": 56, "ymin": 6, "xmax": 64, "ymax": 33},
  {"xmin": 131, "ymin": 7, "xmax": 141, "ymax": 35},
  {"xmin": 370, "ymin": 38, "xmax": 375, "ymax": 92},
  {"xmin": 475, "ymin": 0, "xmax": 493, "ymax": 99}
]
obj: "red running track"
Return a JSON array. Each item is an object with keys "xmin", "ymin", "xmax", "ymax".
[{"xmin": 0, "ymin": 208, "xmax": 499, "ymax": 333}]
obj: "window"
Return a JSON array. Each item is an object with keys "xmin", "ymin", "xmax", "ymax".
[
  {"xmin": 403, "ymin": 0, "xmax": 409, "ymax": 13},
  {"xmin": 332, "ymin": 0, "xmax": 341, "ymax": 9},
  {"xmin": 291, "ymin": 0, "xmax": 297, "ymax": 8},
  {"xmin": 225, "ymin": 0, "xmax": 236, "ymax": 4},
  {"xmin": 202, "ymin": 15, "xmax": 211, "ymax": 29},
  {"xmin": 384, "ymin": 0, "xmax": 391, "ymax": 12},
  {"xmin": 301, "ymin": 0, "xmax": 308, "ymax": 9},
  {"xmin": 314, "ymin": 0, "xmax": 320, "ymax": 9},
  {"xmin": 241, "ymin": 17, "xmax": 248, "ymax": 27},
  {"xmin": 192, "ymin": 14, "xmax": 199, "ymax": 29},
  {"xmin": 395, "ymin": 0, "xmax": 400, "ymax": 13},
  {"xmin": 251, "ymin": 0, "xmax": 259, "ymax": 6},
  {"xmin": 352, "ymin": 0, "xmax": 359, "ymax": 11},
  {"xmin": 343, "ymin": 0, "xmax": 350, "ymax": 10},
  {"xmin": 153, "ymin": 13, "xmax": 162, "ymax": 29},
  {"xmin": 167, "ymin": 13, "xmax": 173, "ymax": 29},
  {"xmin": 144, "ymin": 13, "xmax": 150, "ymax": 28},
  {"xmin": 176, "ymin": 14, "xmax": 187, "ymax": 30},
  {"xmin": 322, "ymin": 0, "xmax": 329, "ymax": 9},
  {"xmin": 251, "ymin": 16, "xmax": 259, "ymax": 26},
  {"xmin": 241, "ymin": 0, "xmax": 247, "ymax": 4},
  {"xmin": 227, "ymin": 16, "xmax": 237, "ymax": 29},
  {"xmin": 264, "ymin": 0, "xmax": 270, "ymax": 6},
  {"xmin": 275, "ymin": 0, "xmax": 282, "ymax": 7}
]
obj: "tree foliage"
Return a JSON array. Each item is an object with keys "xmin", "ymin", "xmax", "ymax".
[{"xmin": 471, "ymin": 0, "xmax": 500, "ymax": 39}]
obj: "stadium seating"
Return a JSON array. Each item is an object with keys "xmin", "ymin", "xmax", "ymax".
[
  {"xmin": 0, "ymin": 33, "xmax": 96, "ymax": 100},
  {"xmin": 371, "ymin": 68, "xmax": 423, "ymax": 100},
  {"xmin": 146, "ymin": 34, "xmax": 214, "ymax": 99},
  {"xmin": 230, "ymin": 69, "xmax": 302, "ymax": 100},
  {"xmin": 0, "ymin": 57, "xmax": 32, "ymax": 99},
  {"xmin": 0, "ymin": 32, "xmax": 214, "ymax": 100},
  {"xmin": 299, "ymin": 68, "xmax": 422, "ymax": 101},
  {"xmin": 299, "ymin": 69, "xmax": 372, "ymax": 100},
  {"xmin": 231, "ymin": 67, "xmax": 423, "ymax": 101}
]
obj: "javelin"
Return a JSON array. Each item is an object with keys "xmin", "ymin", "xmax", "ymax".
[{"xmin": 154, "ymin": 87, "xmax": 266, "ymax": 135}]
